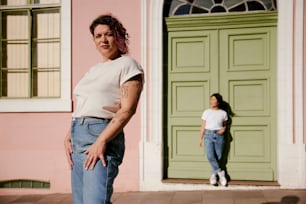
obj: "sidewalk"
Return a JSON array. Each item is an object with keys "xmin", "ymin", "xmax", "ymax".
[{"xmin": 0, "ymin": 189, "xmax": 306, "ymax": 204}]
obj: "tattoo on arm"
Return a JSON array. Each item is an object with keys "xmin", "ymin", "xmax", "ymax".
[
  {"xmin": 111, "ymin": 110, "xmax": 135, "ymax": 125},
  {"xmin": 112, "ymin": 74, "xmax": 143, "ymax": 125},
  {"xmin": 121, "ymin": 75, "xmax": 143, "ymax": 98},
  {"xmin": 121, "ymin": 86, "xmax": 129, "ymax": 98}
]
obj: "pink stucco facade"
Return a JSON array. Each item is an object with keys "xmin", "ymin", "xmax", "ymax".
[
  {"xmin": 304, "ymin": 0, "xmax": 306, "ymax": 144},
  {"xmin": 0, "ymin": 0, "xmax": 306, "ymax": 195},
  {"xmin": 0, "ymin": 0, "xmax": 142, "ymax": 194}
]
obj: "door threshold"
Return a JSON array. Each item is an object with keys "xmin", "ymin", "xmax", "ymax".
[{"xmin": 162, "ymin": 179, "xmax": 280, "ymax": 186}]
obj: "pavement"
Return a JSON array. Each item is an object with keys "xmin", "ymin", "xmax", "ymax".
[{"xmin": 0, "ymin": 189, "xmax": 306, "ymax": 204}]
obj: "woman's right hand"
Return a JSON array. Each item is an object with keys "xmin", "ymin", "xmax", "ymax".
[
  {"xmin": 199, "ymin": 138, "xmax": 203, "ymax": 147},
  {"xmin": 64, "ymin": 132, "xmax": 73, "ymax": 169}
]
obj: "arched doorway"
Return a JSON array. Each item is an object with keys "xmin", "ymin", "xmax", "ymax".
[{"xmin": 164, "ymin": 0, "xmax": 278, "ymax": 181}]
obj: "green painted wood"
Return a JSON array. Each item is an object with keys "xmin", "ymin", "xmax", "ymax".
[
  {"xmin": 219, "ymin": 26, "xmax": 277, "ymax": 181},
  {"xmin": 165, "ymin": 12, "xmax": 277, "ymax": 181},
  {"xmin": 167, "ymin": 30, "xmax": 219, "ymax": 179}
]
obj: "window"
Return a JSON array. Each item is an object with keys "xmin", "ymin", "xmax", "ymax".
[
  {"xmin": 0, "ymin": 179, "xmax": 50, "ymax": 189},
  {"xmin": 168, "ymin": 0, "xmax": 277, "ymax": 16},
  {"xmin": 0, "ymin": 0, "xmax": 71, "ymax": 112}
]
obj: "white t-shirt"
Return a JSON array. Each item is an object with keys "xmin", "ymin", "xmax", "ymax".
[
  {"xmin": 72, "ymin": 56, "xmax": 143, "ymax": 119},
  {"xmin": 201, "ymin": 109, "xmax": 228, "ymax": 130}
]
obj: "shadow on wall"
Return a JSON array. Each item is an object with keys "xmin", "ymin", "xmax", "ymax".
[
  {"xmin": 262, "ymin": 195, "xmax": 300, "ymax": 204},
  {"xmin": 219, "ymin": 100, "xmax": 234, "ymax": 182}
]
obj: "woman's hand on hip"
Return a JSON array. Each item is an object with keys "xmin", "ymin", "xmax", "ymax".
[
  {"xmin": 103, "ymin": 100, "xmax": 121, "ymax": 113},
  {"xmin": 64, "ymin": 132, "xmax": 73, "ymax": 169},
  {"xmin": 217, "ymin": 128, "xmax": 225, "ymax": 135},
  {"xmin": 84, "ymin": 141, "xmax": 107, "ymax": 170}
]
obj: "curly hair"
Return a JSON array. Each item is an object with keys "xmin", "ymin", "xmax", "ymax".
[{"xmin": 89, "ymin": 14, "xmax": 129, "ymax": 54}]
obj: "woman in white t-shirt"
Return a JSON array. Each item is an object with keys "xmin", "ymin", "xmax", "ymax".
[
  {"xmin": 199, "ymin": 93, "xmax": 231, "ymax": 186},
  {"xmin": 64, "ymin": 15, "xmax": 143, "ymax": 204}
]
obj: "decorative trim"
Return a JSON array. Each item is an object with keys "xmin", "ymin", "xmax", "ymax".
[
  {"xmin": 140, "ymin": 0, "xmax": 164, "ymax": 191},
  {"xmin": 166, "ymin": 12, "xmax": 278, "ymax": 31},
  {"xmin": 0, "ymin": 0, "xmax": 72, "ymax": 112},
  {"xmin": 293, "ymin": 0, "xmax": 304, "ymax": 144},
  {"xmin": 304, "ymin": 0, "xmax": 306, "ymax": 145},
  {"xmin": 168, "ymin": 0, "xmax": 277, "ymax": 16},
  {"xmin": 148, "ymin": 0, "xmax": 164, "ymax": 144},
  {"xmin": 293, "ymin": 0, "xmax": 306, "ymax": 185},
  {"xmin": 277, "ymin": 0, "xmax": 306, "ymax": 187},
  {"xmin": 140, "ymin": 0, "xmax": 148, "ymax": 183},
  {"xmin": 277, "ymin": 0, "xmax": 294, "ymax": 145}
]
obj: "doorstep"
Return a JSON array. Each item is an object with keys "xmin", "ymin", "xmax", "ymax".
[{"xmin": 162, "ymin": 179, "xmax": 280, "ymax": 186}]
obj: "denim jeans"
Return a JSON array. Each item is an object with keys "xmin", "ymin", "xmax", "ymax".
[
  {"xmin": 204, "ymin": 129, "xmax": 224, "ymax": 174},
  {"xmin": 70, "ymin": 117, "xmax": 125, "ymax": 204}
]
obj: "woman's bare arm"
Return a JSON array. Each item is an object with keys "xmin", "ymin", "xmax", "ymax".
[
  {"xmin": 217, "ymin": 121, "xmax": 227, "ymax": 135},
  {"xmin": 199, "ymin": 120, "xmax": 206, "ymax": 147}
]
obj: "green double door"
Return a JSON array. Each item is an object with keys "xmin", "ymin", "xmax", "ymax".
[{"xmin": 166, "ymin": 13, "xmax": 277, "ymax": 181}]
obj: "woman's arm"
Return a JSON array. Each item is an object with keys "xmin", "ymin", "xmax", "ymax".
[
  {"xmin": 199, "ymin": 120, "xmax": 206, "ymax": 147},
  {"xmin": 84, "ymin": 74, "xmax": 143, "ymax": 170},
  {"xmin": 217, "ymin": 121, "xmax": 227, "ymax": 135}
]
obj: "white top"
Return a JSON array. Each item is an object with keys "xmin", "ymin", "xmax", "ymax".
[
  {"xmin": 201, "ymin": 109, "xmax": 228, "ymax": 130},
  {"xmin": 72, "ymin": 56, "xmax": 143, "ymax": 119}
]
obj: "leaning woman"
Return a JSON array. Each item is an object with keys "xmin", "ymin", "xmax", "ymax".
[
  {"xmin": 199, "ymin": 93, "xmax": 229, "ymax": 186},
  {"xmin": 64, "ymin": 15, "xmax": 144, "ymax": 204}
]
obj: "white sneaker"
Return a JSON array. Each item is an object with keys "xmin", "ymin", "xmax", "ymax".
[
  {"xmin": 218, "ymin": 170, "xmax": 227, "ymax": 186},
  {"xmin": 209, "ymin": 174, "xmax": 217, "ymax": 185}
]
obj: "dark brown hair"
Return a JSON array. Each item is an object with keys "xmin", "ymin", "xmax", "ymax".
[
  {"xmin": 211, "ymin": 93, "xmax": 235, "ymax": 118},
  {"xmin": 89, "ymin": 14, "xmax": 129, "ymax": 54}
]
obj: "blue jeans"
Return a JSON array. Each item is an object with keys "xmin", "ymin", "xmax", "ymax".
[
  {"xmin": 204, "ymin": 129, "xmax": 224, "ymax": 174},
  {"xmin": 70, "ymin": 117, "xmax": 125, "ymax": 204}
]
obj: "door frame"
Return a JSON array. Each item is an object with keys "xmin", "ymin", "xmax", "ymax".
[
  {"xmin": 165, "ymin": 13, "xmax": 277, "ymax": 181},
  {"xmin": 140, "ymin": 0, "xmax": 306, "ymax": 190}
]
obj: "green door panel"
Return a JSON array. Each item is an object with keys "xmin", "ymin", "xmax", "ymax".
[
  {"xmin": 167, "ymin": 30, "xmax": 219, "ymax": 179},
  {"xmin": 219, "ymin": 27, "xmax": 277, "ymax": 181},
  {"xmin": 166, "ymin": 13, "xmax": 277, "ymax": 181}
]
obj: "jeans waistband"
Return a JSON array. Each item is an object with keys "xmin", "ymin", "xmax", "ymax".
[
  {"xmin": 205, "ymin": 129, "xmax": 218, "ymax": 133},
  {"xmin": 72, "ymin": 117, "xmax": 111, "ymax": 124}
]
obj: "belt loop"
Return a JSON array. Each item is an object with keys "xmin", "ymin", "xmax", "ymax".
[{"xmin": 80, "ymin": 117, "xmax": 85, "ymax": 125}]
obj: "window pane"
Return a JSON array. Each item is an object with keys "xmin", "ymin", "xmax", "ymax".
[
  {"xmin": 4, "ymin": 43, "xmax": 29, "ymax": 69},
  {"xmin": 33, "ymin": 69, "xmax": 60, "ymax": 97},
  {"xmin": 224, "ymin": 0, "xmax": 245, "ymax": 8},
  {"xmin": 33, "ymin": 9, "xmax": 60, "ymax": 38},
  {"xmin": 1, "ymin": 11, "xmax": 30, "ymax": 98},
  {"xmin": 2, "ymin": 11, "xmax": 29, "ymax": 40},
  {"xmin": 32, "ymin": 9, "xmax": 60, "ymax": 97},
  {"xmin": 194, "ymin": 0, "xmax": 213, "ymax": 9},
  {"xmin": 1, "ymin": 0, "xmax": 27, "ymax": 6},
  {"xmin": 1, "ymin": 43, "xmax": 30, "ymax": 97},
  {"xmin": 33, "ymin": 41, "xmax": 60, "ymax": 68},
  {"xmin": 2, "ymin": 70, "xmax": 29, "ymax": 97},
  {"xmin": 169, "ymin": 0, "xmax": 277, "ymax": 16}
]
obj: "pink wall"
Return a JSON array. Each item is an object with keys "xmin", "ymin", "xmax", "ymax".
[
  {"xmin": 0, "ymin": 113, "xmax": 72, "ymax": 194},
  {"xmin": 0, "ymin": 0, "xmax": 142, "ymax": 194},
  {"xmin": 304, "ymin": 2, "xmax": 306, "ymax": 144}
]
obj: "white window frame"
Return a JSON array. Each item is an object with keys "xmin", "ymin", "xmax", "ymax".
[{"xmin": 0, "ymin": 0, "xmax": 72, "ymax": 112}]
